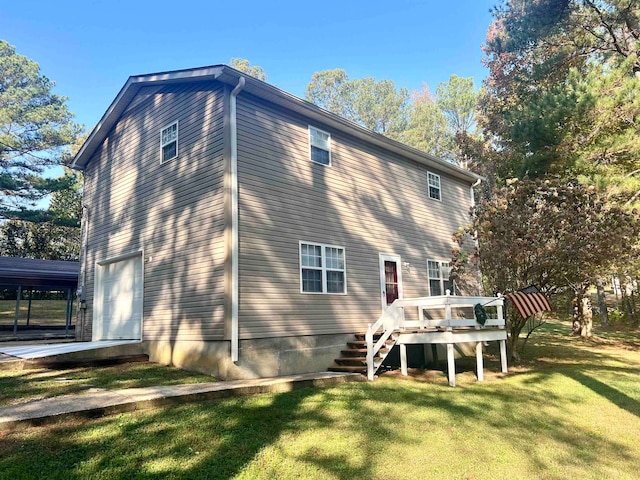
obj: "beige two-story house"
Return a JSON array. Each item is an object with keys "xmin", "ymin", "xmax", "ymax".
[{"xmin": 71, "ymin": 65, "xmax": 482, "ymax": 379}]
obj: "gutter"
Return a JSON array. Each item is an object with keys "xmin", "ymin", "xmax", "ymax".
[{"xmin": 229, "ymin": 76, "xmax": 245, "ymax": 362}]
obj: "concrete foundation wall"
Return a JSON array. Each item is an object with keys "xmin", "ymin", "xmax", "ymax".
[{"xmin": 144, "ymin": 333, "xmax": 355, "ymax": 380}]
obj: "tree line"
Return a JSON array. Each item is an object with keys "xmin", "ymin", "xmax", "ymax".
[
  {"xmin": 0, "ymin": 40, "xmax": 82, "ymax": 260},
  {"xmin": 454, "ymin": 0, "xmax": 640, "ymax": 359},
  {"xmin": 230, "ymin": 58, "xmax": 480, "ymax": 161},
  {"xmin": 0, "ymin": 52, "xmax": 479, "ymax": 261}
]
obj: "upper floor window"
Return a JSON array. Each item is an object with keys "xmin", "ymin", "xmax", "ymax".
[
  {"xmin": 161, "ymin": 122, "xmax": 178, "ymax": 163},
  {"xmin": 300, "ymin": 241, "xmax": 346, "ymax": 294},
  {"xmin": 427, "ymin": 259, "xmax": 453, "ymax": 296},
  {"xmin": 309, "ymin": 126, "xmax": 331, "ymax": 166},
  {"xmin": 428, "ymin": 172, "xmax": 441, "ymax": 201}
]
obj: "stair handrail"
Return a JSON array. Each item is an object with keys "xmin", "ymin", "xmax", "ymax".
[{"xmin": 366, "ymin": 300, "xmax": 404, "ymax": 381}]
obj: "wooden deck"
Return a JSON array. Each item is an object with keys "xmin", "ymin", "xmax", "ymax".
[{"xmin": 366, "ymin": 294, "xmax": 508, "ymax": 386}]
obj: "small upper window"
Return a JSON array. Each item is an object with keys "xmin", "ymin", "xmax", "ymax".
[
  {"xmin": 428, "ymin": 172, "xmax": 441, "ymax": 201},
  {"xmin": 309, "ymin": 126, "xmax": 331, "ymax": 166},
  {"xmin": 161, "ymin": 122, "xmax": 178, "ymax": 163}
]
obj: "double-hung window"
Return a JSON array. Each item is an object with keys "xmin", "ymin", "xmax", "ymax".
[
  {"xmin": 161, "ymin": 121, "xmax": 178, "ymax": 163},
  {"xmin": 427, "ymin": 172, "xmax": 441, "ymax": 201},
  {"xmin": 309, "ymin": 126, "xmax": 331, "ymax": 166},
  {"xmin": 427, "ymin": 259, "xmax": 453, "ymax": 296},
  {"xmin": 300, "ymin": 242, "xmax": 346, "ymax": 294}
]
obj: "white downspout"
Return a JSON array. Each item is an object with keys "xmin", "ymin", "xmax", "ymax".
[
  {"xmin": 470, "ymin": 178, "xmax": 481, "ymax": 249},
  {"xmin": 230, "ymin": 76, "xmax": 245, "ymax": 362},
  {"xmin": 470, "ymin": 179, "xmax": 481, "ymax": 209},
  {"xmin": 470, "ymin": 178, "xmax": 482, "ymax": 295},
  {"xmin": 79, "ymin": 205, "xmax": 90, "ymax": 340}
]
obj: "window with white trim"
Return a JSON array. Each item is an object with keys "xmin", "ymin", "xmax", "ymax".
[
  {"xmin": 161, "ymin": 122, "xmax": 178, "ymax": 163},
  {"xmin": 427, "ymin": 259, "xmax": 453, "ymax": 296},
  {"xmin": 300, "ymin": 242, "xmax": 346, "ymax": 294},
  {"xmin": 428, "ymin": 172, "xmax": 441, "ymax": 200},
  {"xmin": 309, "ymin": 126, "xmax": 331, "ymax": 166}
]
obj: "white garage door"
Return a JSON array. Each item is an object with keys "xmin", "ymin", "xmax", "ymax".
[{"xmin": 93, "ymin": 254, "xmax": 143, "ymax": 341}]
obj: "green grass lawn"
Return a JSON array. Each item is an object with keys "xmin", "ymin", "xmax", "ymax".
[
  {"xmin": 0, "ymin": 299, "xmax": 73, "ymax": 326},
  {"xmin": 1, "ymin": 319, "xmax": 640, "ymax": 479},
  {"xmin": 0, "ymin": 362, "xmax": 214, "ymax": 407}
]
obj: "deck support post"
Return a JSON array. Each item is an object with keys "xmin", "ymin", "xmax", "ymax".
[
  {"xmin": 499, "ymin": 339, "xmax": 508, "ymax": 373},
  {"xmin": 446, "ymin": 343, "xmax": 455, "ymax": 387},
  {"xmin": 400, "ymin": 343, "xmax": 408, "ymax": 376},
  {"xmin": 476, "ymin": 342, "xmax": 484, "ymax": 381}
]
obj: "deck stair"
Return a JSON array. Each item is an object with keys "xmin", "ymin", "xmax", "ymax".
[{"xmin": 329, "ymin": 333, "xmax": 397, "ymax": 374}]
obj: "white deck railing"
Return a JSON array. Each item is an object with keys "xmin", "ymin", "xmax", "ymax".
[
  {"xmin": 365, "ymin": 300, "xmax": 404, "ymax": 381},
  {"xmin": 366, "ymin": 294, "xmax": 506, "ymax": 382}
]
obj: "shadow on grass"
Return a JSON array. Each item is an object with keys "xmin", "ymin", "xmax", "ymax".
[
  {"xmin": 0, "ymin": 386, "xmax": 341, "ymax": 479},
  {"xmin": 0, "ymin": 363, "xmax": 212, "ymax": 407},
  {"xmin": 1, "ymin": 376, "xmax": 638, "ymax": 479},
  {"xmin": 565, "ymin": 370, "xmax": 640, "ymax": 418}
]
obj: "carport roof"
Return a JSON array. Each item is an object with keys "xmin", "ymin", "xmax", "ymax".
[{"xmin": 0, "ymin": 257, "xmax": 79, "ymax": 288}]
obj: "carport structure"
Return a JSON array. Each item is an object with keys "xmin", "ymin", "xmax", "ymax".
[{"xmin": 0, "ymin": 257, "xmax": 79, "ymax": 339}]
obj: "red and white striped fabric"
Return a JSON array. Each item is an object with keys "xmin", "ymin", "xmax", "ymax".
[{"xmin": 505, "ymin": 292, "xmax": 552, "ymax": 319}]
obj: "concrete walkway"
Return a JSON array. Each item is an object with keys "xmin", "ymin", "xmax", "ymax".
[
  {"xmin": 0, "ymin": 372, "xmax": 363, "ymax": 431},
  {"xmin": 0, "ymin": 340, "xmax": 141, "ymax": 359}
]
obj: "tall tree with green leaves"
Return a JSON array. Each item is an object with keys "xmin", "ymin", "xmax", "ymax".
[
  {"xmin": 0, "ymin": 170, "xmax": 82, "ymax": 260},
  {"xmin": 481, "ymin": 0, "xmax": 640, "ymax": 181},
  {"xmin": 400, "ymin": 85, "xmax": 453, "ymax": 157},
  {"xmin": 305, "ymin": 69, "xmax": 352, "ymax": 119},
  {"xmin": 306, "ymin": 69, "xmax": 481, "ymax": 162},
  {"xmin": 0, "ymin": 40, "xmax": 81, "ymax": 217},
  {"xmin": 229, "ymin": 58, "xmax": 267, "ymax": 82},
  {"xmin": 436, "ymin": 74, "xmax": 478, "ymax": 136},
  {"xmin": 305, "ymin": 69, "xmax": 409, "ymax": 135},
  {"xmin": 481, "ymin": 1, "xmax": 640, "ymax": 324}
]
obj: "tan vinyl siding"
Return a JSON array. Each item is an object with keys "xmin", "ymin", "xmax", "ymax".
[
  {"xmin": 81, "ymin": 81, "xmax": 226, "ymax": 342},
  {"xmin": 236, "ymin": 93, "xmax": 472, "ymax": 339}
]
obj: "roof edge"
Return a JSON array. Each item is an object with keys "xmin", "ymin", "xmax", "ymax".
[
  {"xmin": 71, "ymin": 64, "xmax": 483, "ymax": 184},
  {"xmin": 71, "ymin": 65, "xmax": 225, "ymax": 169}
]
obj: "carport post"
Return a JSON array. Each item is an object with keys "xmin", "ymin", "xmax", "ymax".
[
  {"xmin": 13, "ymin": 285, "xmax": 22, "ymax": 335},
  {"xmin": 26, "ymin": 288, "xmax": 33, "ymax": 326},
  {"xmin": 65, "ymin": 287, "xmax": 72, "ymax": 336}
]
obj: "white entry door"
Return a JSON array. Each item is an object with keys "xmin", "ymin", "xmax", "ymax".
[
  {"xmin": 93, "ymin": 253, "xmax": 143, "ymax": 341},
  {"xmin": 379, "ymin": 253, "xmax": 403, "ymax": 312}
]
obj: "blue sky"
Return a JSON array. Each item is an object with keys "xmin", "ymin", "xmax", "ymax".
[{"xmin": 2, "ymin": 0, "xmax": 495, "ymax": 131}]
